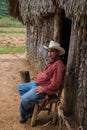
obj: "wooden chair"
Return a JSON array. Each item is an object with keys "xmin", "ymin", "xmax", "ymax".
[
  {"xmin": 30, "ymin": 73, "xmax": 68, "ymax": 127},
  {"xmin": 31, "ymin": 88, "xmax": 63, "ymax": 126}
]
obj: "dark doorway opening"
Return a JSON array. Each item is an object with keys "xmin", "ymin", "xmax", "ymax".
[{"xmin": 60, "ymin": 17, "xmax": 72, "ymax": 66}]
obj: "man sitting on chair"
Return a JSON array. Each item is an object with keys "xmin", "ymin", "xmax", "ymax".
[{"xmin": 18, "ymin": 40, "xmax": 66, "ymax": 123}]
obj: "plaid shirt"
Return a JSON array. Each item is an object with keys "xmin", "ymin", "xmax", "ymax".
[{"xmin": 35, "ymin": 58, "xmax": 66, "ymax": 95}]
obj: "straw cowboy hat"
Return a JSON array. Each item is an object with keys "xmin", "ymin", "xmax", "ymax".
[{"xmin": 43, "ymin": 40, "xmax": 65, "ymax": 55}]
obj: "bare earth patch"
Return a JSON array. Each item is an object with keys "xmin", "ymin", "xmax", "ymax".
[{"xmin": 0, "ymin": 34, "xmax": 25, "ymax": 46}]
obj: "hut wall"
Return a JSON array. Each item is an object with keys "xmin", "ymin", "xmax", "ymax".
[
  {"xmin": 65, "ymin": 24, "xmax": 87, "ymax": 129},
  {"xmin": 25, "ymin": 15, "xmax": 54, "ymax": 72},
  {"xmin": 75, "ymin": 26, "xmax": 87, "ymax": 129}
]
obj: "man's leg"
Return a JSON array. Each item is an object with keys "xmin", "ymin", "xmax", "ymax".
[
  {"xmin": 18, "ymin": 82, "xmax": 38, "ymax": 123},
  {"xmin": 18, "ymin": 81, "xmax": 37, "ymax": 96},
  {"xmin": 20, "ymin": 87, "xmax": 45, "ymax": 117},
  {"xmin": 18, "ymin": 82, "xmax": 45, "ymax": 123}
]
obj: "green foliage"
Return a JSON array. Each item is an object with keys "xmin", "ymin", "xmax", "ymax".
[
  {"xmin": 0, "ymin": 46, "xmax": 25, "ymax": 54},
  {"xmin": 0, "ymin": 0, "xmax": 24, "ymax": 28},
  {"xmin": 0, "ymin": 0, "xmax": 9, "ymax": 17}
]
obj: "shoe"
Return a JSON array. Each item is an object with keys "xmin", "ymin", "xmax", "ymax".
[
  {"xmin": 20, "ymin": 116, "xmax": 29, "ymax": 123},
  {"xmin": 20, "ymin": 114, "xmax": 32, "ymax": 123}
]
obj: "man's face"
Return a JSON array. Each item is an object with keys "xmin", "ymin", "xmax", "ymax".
[{"xmin": 47, "ymin": 48, "xmax": 59, "ymax": 60}]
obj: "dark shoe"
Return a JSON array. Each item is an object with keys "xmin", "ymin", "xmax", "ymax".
[
  {"xmin": 20, "ymin": 116, "xmax": 29, "ymax": 123},
  {"xmin": 20, "ymin": 114, "xmax": 32, "ymax": 123}
]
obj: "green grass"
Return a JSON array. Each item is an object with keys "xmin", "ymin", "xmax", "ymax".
[
  {"xmin": 0, "ymin": 16, "xmax": 26, "ymax": 54},
  {"xmin": 0, "ymin": 46, "xmax": 25, "ymax": 54},
  {"xmin": 0, "ymin": 27, "xmax": 26, "ymax": 34},
  {"xmin": 0, "ymin": 17, "xmax": 24, "ymax": 28}
]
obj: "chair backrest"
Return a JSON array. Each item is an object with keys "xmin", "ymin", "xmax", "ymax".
[{"xmin": 57, "ymin": 72, "xmax": 68, "ymax": 102}]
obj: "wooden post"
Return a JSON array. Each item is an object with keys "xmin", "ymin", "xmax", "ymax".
[
  {"xmin": 53, "ymin": 10, "xmax": 64, "ymax": 42},
  {"xmin": 63, "ymin": 29, "xmax": 77, "ymax": 116},
  {"xmin": 20, "ymin": 70, "xmax": 30, "ymax": 83}
]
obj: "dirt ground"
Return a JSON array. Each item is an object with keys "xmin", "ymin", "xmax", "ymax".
[{"xmin": 0, "ymin": 34, "xmax": 25, "ymax": 46}]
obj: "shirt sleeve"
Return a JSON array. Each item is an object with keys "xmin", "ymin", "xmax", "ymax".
[{"xmin": 42, "ymin": 63, "xmax": 65, "ymax": 94}]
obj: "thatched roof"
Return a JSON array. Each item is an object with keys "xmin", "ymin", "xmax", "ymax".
[
  {"xmin": 7, "ymin": 0, "xmax": 87, "ymax": 27},
  {"xmin": 7, "ymin": 0, "xmax": 23, "ymax": 23}
]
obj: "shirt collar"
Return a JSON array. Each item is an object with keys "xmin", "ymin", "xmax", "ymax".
[{"xmin": 47, "ymin": 56, "xmax": 60, "ymax": 64}]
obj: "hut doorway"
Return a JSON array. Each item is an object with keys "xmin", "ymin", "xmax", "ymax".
[
  {"xmin": 59, "ymin": 15, "xmax": 74, "ymax": 116},
  {"xmin": 60, "ymin": 17, "xmax": 72, "ymax": 66},
  {"xmin": 53, "ymin": 10, "xmax": 73, "ymax": 116},
  {"xmin": 53, "ymin": 10, "xmax": 72, "ymax": 66}
]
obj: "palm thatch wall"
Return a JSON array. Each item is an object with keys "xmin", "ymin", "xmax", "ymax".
[
  {"xmin": 7, "ymin": 0, "xmax": 87, "ymax": 129},
  {"xmin": 7, "ymin": 0, "xmax": 87, "ymax": 26}
]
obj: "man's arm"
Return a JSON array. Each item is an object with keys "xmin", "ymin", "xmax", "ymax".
[{"xmin": 41, "ymin": 64, "xmax": 65, "ymax": 94}]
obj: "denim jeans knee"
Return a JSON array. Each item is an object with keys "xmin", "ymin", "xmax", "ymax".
[{"xmin": 18, "ymin": 82, "xmax": 45, "ymax": 117}]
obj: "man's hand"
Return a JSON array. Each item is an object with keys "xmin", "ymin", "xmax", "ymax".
[{"xmin": 34, "ymin": 86, "xmax": 43, "ymax": 94}]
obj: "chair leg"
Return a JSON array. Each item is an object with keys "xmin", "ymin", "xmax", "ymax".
[
  {"xmin": 31, "ymin": 103, "xmax": 38, "ymax": 127},
  {"xmin": 48, "ymin": 103, "xmax": 52, "ymax": 115},
  {"xmin": 58, "ymin": 116, "xmax": 62, "ymax": 130},
  {"xmin": 52, "ymin": 102, "xmax": 58, "ymax": 124}
]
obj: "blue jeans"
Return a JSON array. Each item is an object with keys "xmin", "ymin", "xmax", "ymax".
[{"xmin": 18, "ymin": 82, "xmax": 45, "ymax": 117}]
